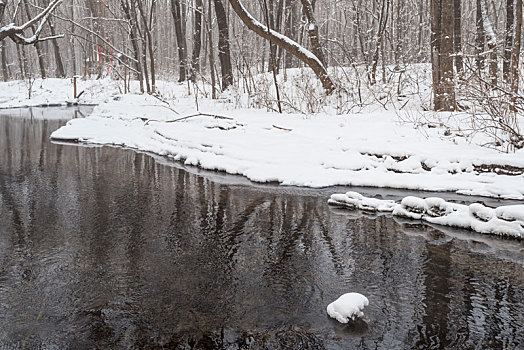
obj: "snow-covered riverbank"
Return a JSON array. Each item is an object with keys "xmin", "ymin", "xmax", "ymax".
[{"xmin": 2, "ymin": 78, "xmax": 524, "ymax": 201}]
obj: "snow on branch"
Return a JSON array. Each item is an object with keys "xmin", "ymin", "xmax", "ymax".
[{"xmin": 0, "ymin": 0, "xmax": 63, "ymax": 44}]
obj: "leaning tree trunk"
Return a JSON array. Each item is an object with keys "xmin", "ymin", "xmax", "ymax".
[
  {"xmin": 431, "ymin": 0, "xmax": 456, "ymax": 111},
  {"xmin": 227, "ymin": 0, "xmax": 335, "ymax": 94},
  {"xmin": 213, "ymin": 0, "xmax": 233, "ymax": 90},
  {"xmin": 299, "ymin": 0, "xmax": 327, "ymax": 68},
  {"xmin": 171, "ymin": 0, "xmax": 187, "ymax": 82}
]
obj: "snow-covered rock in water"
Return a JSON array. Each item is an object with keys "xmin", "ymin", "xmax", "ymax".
[
  {"xmin": 495, "ymin": 205, "xmax": 524, "ymax": 224},
  {"xmin": 469, "ymin": 203, "xmax": 494, "ymax": 222},
  {"xmin": 326, "ymin": 293, "xmax": 369, "ymax": 323},
  {"xmin": 328, "ymin": 191, "xmax": 524, "ymax": 238},
  {"xmin": 327, "ymin": 191, "xmax": 396, "ymax": 212},
  {"xmin": 393, "ymin": 196, "xmax": 427, "ymax": 219},
  {"xmin": 425, "ymin": 197, "xmax": 451, "ymax": 217}
]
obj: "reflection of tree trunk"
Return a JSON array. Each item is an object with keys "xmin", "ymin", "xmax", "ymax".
[
  {"xmin": 416, "ymin": 241, "xmax": 452, "ymax": 349},
  {"xmin": 213, "ymin": 0, "xmax": 233, "ymax": 90},
  {"xmin": 171, "ymin": 0, "xmax": 187, "ymax": 82}
]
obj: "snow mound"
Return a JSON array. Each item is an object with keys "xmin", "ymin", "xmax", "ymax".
[
  {"xmin": 327, "ymin": 293, "xmax": 369, "ymax": 323},
  {"xmin": 328, "ymin": 192, "xmax": 524, "ymax": 238}
]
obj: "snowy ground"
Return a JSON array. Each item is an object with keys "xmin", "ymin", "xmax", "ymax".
[
  {"xmin": 2, "ymin": 76, "xmax": 524, "ymax": 200},
  {"xmin": 0, "ymin": 78, "xmax": 124, "ymax": 108}
]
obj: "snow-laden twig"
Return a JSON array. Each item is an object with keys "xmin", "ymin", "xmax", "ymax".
[
  {"xmin": 0, "ymin": 0, "xmax": 62, "ymax": 44},
  {"xmin": 144, "ymin": 112, "xmax": 233, "ymax": 125}
]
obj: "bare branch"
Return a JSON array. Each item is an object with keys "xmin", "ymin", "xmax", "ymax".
[{"xmin": 0, "ymin": 0, "xmax": 63, "ymax": 44}]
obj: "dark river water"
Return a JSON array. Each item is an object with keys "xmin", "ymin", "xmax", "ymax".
[{"xmin": 0, "ymin": 108, "xmax": 523, "ymax": 349}]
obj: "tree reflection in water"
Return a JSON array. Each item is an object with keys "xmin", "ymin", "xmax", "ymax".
[{"xmin": 0, "ymin": 110, "xmax": 522, "ymax": 349}]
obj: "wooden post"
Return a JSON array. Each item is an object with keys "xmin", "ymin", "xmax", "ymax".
[{"xmin": 73, "ymin": 76, "xmax": 77, "ymax": 98}]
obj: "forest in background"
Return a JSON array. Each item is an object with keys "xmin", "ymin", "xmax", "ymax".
[{"xmin": 0, "ymin": 0, "xmax": 523, "ymax": 149}]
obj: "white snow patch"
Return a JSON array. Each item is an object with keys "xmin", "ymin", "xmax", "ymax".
[{"xmin": 327, "ymin": 293, "xmax": 369, "ymax": 323}]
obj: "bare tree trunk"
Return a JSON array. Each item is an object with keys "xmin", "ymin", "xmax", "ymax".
[
  {"xmin": 431, "ymin": 0, "xmax": 456, "ymax": 111},
  {"xmin": 299, "ymin": 0, "xmax": 327, "ymax": 67},
  {"xmin": 480, "ymin": 0, "xmax": 498, "ymax": 86},
  {"xmin": 213, "ymin": 0, "xmax": 233, "ymax": 90},
  {"xmin": 417, "ymin": 0, "xmax": 424, "ymax": 61},
  {"xmin": 85, "ymin": 0, "xmax": 104, "ymax": 78},
  {"xmin": 137, "ymin": 0, "xmax": 155, "ymax": 92},
  {"xmin": 0, "ymin": 0, "xmax": 5, "ymax": 20},
  {"xmin": 206, "ymin": 0, "xmax": 217, "ymax": 98},
  {"xmin": 70, "ymin": 0, "xmax": 77, "ymax": 76},
  {"xmin": 1, "ymin": 43, "xmax": 8, "ymax": 81},
  {"xmin": 47, "ymin": 17, "xmax": 65, "ymax": 78},
  {"xmin": 283, "ymin": 0, "xmax": 295, "ymax": 69},
  {"xmin": 227, "ymin": 0, "xmax": 335, "ymax": 94},
  {"xmin": 191, "ymin": 0, "xmax": 203, "ymax": 80},
  {"xmin": 274, "ymin": 0, "xmax": 285, "ymax": 73},
  {"xmin": 171, "ymin": 0, "xmax": 187, "ymax": 82},
  {"xmin": 370, "ymin": 0, "xmax": 390, "ymax": 85},
  {"xmin": 0, "ymin": 2, "xmax": 7, "ymax": 81},
  {"xmin": 476, "ymin": 0, "xmax": 486, "ymax": 72},
  {"xmin": 511, "ymin": 0, "xmax": 522, "ymax": 102},
  {"xmin": 262, "ymin": 0, "xmax": 282, "ymax": 113},
  {"xmin": 504, "ymin": 0, "xmax": 515, "ymax": 81},
  {"xmin": 138, "ymin": 22, "xmax": 151, "ymax": 93},
  {"xmin": 121, "ymin": 0, "xmax": 144, "ymax": 92},
  {"xmin": 23, "ymin": 0, "xmax": 46, "ymax": 78},
  {"xmin": 454, "ymin": 0, "xmax": 463, "ymax": 74}
]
